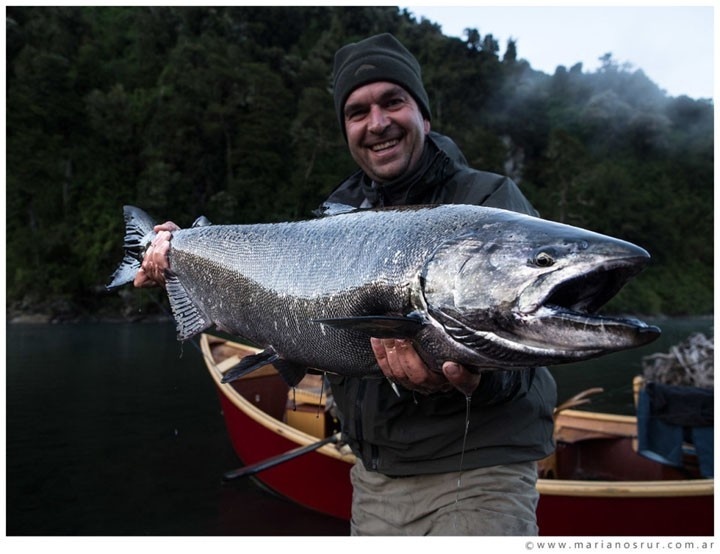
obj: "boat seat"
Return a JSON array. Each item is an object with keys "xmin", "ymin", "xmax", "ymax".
[{"xmin": 217, "ymin": 355, "xmax": 243, "ymax": 374}]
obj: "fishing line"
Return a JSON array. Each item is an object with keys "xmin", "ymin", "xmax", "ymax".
[{"xmin": 451, "ymin": 393, "xmax": 472, "ymax": 534}]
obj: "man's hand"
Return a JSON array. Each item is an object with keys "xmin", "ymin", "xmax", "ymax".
[
  {"xmin": 370, "ymin": 338, "xmax": 480, "ymax": 396},
  {"xmin": 133, "ymin": 221, "xmax": 180, "ymax": 288}
]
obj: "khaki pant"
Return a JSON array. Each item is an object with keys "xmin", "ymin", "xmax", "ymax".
[{"xmin": 350, "ymin": 460, "xmax": 539, "ymax": 536}]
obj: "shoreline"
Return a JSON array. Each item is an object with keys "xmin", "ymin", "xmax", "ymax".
[{"xmin": 7, "ymin": 312, "xmax": 172, "ymax": 325}]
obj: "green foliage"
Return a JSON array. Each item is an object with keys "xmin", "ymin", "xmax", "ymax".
[{"xmin": 6, "ymin": 6, "xmax": 713, "ymax": 318}]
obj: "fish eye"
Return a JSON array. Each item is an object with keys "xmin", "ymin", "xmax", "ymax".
[{"xmin": 533, "ymin": 250, "xmax": 555, "ymax": 268}]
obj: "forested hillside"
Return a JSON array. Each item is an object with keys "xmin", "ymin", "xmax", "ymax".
[{"xmin": 6, "ymin": 6, "xmax": 714, "ymax": 320}]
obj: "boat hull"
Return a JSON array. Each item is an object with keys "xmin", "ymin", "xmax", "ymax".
[
  {"xmin": 216, "ymin": 390, "xmax": 352, "ymax": 520},
  {"xmin": 202, "ymin": 334, "xmax": 714, "ymax": 535},
  {"xmin": 537, "ymin": 489, "xmax": 713, "ymax": 536}
]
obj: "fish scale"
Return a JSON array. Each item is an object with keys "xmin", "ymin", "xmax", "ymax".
[
  {"xmin": 169, "ymin": 209, "xmax": 455, "ymax": 296},
  {"xmin": 168, "ymin": 216, "xmax": 427, "ymax": 375}
]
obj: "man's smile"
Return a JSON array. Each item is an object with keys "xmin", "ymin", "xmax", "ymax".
[{"xmin": 370, "ymin": 138, "xmax": 400, "ymax": 152}]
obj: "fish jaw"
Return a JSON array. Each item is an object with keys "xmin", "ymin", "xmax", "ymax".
[{"xmin": 516, "ymin": 306, "xmax": 661, "ymax": 355}]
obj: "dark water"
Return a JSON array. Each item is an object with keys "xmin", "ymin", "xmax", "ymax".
[
  {"xmin": 5, "ymin": 322, "xmax": 350, "ymax": 536},
  {"xmin": 6, "ymin": 317, "xmax": 712, "ymax": 536}
]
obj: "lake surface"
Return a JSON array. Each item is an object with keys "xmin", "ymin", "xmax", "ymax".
[
  {"xmin": 5, "ymin": 317, "xmax": 712, "ymax": 536},
  {"xmin": 5, "ymin": 322, "xmax": 350, "ymax": 536}
]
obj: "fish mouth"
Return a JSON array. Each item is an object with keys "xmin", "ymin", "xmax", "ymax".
[
  {"xmin": 515, "ymin": 256, "xmax": 661, "ymax": 352},
  {"xmin": 539, "ymin": 259, "xmax": 641, "ymax": 315}
]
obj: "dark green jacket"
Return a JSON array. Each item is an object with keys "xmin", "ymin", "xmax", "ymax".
[{"xmin": 322, "ymin": 132, "xmax": 556, "ymax": 476}]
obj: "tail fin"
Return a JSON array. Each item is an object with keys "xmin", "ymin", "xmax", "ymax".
[{"xmin": 106, "ymin": 206, "xmax": 157, "ymax": 290}]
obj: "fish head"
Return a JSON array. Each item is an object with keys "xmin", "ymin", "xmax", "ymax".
[{"xmin": 420, "ymin": 214, "xmax": 661, "ymax": 368}]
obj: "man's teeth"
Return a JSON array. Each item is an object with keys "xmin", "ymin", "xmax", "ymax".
[{"xmin": 371, "ymin": 139, "xmax": 399, "ymax": 151}]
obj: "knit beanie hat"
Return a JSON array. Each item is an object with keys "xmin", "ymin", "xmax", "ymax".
[{"xmin": 333, "ymin": 33, "xmax": 431, "ymax": 138}]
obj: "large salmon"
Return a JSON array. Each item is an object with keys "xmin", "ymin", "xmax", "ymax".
[{"xmin": 108, "ymin": 204, "xmax": 660, "ymax": 385}]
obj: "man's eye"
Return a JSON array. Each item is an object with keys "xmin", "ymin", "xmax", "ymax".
[{"xmin": 346, "ymin": 109, "xmax": 366, "ymax": 121}]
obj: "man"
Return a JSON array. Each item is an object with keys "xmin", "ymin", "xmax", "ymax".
[{"xmin": 136, "ymin": 33, "xmax": 556, "ymax": 536}]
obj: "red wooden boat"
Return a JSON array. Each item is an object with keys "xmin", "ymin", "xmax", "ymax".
[{"xmin": 200, "ymin": 333, "xmax": 714, "ymax": 536}]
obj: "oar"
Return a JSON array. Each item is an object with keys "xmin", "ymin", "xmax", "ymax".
[{"xmin": 222, "ymin": 433, "xmax": 342, "ymax": 481}]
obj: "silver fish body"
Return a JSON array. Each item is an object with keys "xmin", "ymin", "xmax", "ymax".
[{"xmin": 108, "ymin": 204, "xmax": 660, "ymax": 385}]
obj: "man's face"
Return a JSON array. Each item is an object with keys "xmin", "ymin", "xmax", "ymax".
[{"xmin": 343, "ymin": 81, "xmax": 430, "ymax": 184}]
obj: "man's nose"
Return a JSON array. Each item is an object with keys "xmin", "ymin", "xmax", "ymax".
[{"xmin": 367, "ymin": 105, "xmax": 390, "ymax": 133}]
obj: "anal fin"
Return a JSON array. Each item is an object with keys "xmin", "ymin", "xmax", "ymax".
[
  {"xmin": 220, "ymin": 347, "xmax": 309, "ymax": 388},
  {"xmin": 221, "ymin": 347, "xmax": 279, "ymax": 383}
]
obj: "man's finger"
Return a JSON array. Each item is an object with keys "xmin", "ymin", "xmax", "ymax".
[{"xmin": 443, "ymin": 362, "xmax": 481, "ymax": 396}]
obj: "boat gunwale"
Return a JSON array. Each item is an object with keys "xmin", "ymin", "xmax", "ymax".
[{"xmin": 200, "ymin": 333, "xmax": 714, "ymax": 499}]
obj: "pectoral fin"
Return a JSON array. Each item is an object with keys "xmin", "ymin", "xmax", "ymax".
[{"xmin": 313, "ymin": 314, "xmax": 426, "ymax": 338}]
